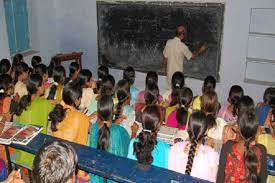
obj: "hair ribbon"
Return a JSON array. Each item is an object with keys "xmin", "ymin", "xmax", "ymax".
[{"xmin": 143, "ymin": 129, "xmax": 152, "ymax": 133}]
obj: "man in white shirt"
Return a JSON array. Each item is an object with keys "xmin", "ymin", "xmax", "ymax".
[{"xmin": 163, "ymin": 25, "xmax": 207, "ymax": 87}]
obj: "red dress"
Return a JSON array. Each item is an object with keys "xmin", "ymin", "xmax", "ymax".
[{"xmin": 224, "ymin": 144, "xmax": 262, "ymax": 183}]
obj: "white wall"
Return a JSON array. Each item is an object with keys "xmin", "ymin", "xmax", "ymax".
[
  {"xmin": 0, "ymin": 0, "xmax": 11, "ymax": 59},
  {"xmin": 1, "ymin": 0, "xmax": 275, "ymax": 104}
]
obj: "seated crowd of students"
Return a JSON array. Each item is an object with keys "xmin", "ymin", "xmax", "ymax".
[{"xmin": 0, "ymin": 53, "xmax": 274, "ymax": 183}]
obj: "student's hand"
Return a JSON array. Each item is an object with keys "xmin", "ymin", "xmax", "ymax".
[
  {"xmin": 50, "ymin": 100, "xmax": 59, "ymax": 105},
  {"xmin": 5, "ymin": 170, "xmax": 25, "ymax": 183},
  {"xmin": 115, "ymin": 115, "xmax": 127, "ymax": 125},
  {"xmin": 131, "ymin": 122, "xmax": 139, "ymax": 138},
  {"xmin": 91, "ymin": 79, "xmax": 97, "ymax": 90}
]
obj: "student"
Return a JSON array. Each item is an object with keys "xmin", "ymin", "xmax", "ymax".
[
  {"xmin": 256, "ymin": 87, "xmax": 275, "ymax": 126},
  {"xmin": 217, "ymin": 109, "xmax": 267, "ymax": 183},
  {"xmin": 89, "ymin": 95, "xmax": 130, "ymax": 183},
  {"xmin": 13, "ymin": 62, "xmax": 29, "ymax": 98},
  {"xmin": 163, "ymin": 71, "xmax": 185, "ymax": 105},
  {"xmin": 32, "ymin": 141, "xmax": 78, "ymax": 183},
  {"xmin": 12, "ymin": 74, "xmax": 53, "ymax": 169},
  {"xmin": 136, "ymin": 71, "xmax": 163, "ymax": 104},
  {"xmin": 114, "ymin": 79, "xmax": 137, "ymax": 137},
  {"xmin": 166, "ymin": 87, "xmax": 193, "ymax": 130},
  {"xmin": 218, "ymin": 85, "xmax": 244, "ymax": 122},
  {"xmin": 0, "ymin": 74, "xmax": 15, "ymax": 120},
  {"xmin": 34, "ymin": 64, "xmax": 50, "ymax": 90},
  {"xmin": 12, "ymin": 53, "xmax": 24, "ymax": 66},
  {"xmin": 46, "ymin": 65, "xmax": 66, "ymax": 102},
  {"xmin": 169, "ymin": 111, "xmax": 219, "ymax": 182},
  {"xmin": 31, "ymin": 56, "xmax": 42, "ymax": 69},
  {"xmin": 47, "ymin": 57, "xmax": 61, "ymax": 84},
  {"xmin": 95, "ymin": 65, "xmax": 109, "ymax": 94},
  {"xmin": 192, "ymin": 75, "xmax": 216, "ymax": 110},
  {"xmin": 123, "ymin": 66, "xmax": 139, "ymax": 106},
  {"xmin": 0, "ymin": 59, "xmax": 11, "ymax": 75},
  {"xmin": 69, "ymin": 62, "xmax": 80, "ymax": 82},
  {"xmin": 258, "ymin": 98, "xmax": 275, "ymax": 183},
  {"xmin": 73, "ymin": 69, "xmax": 96, "ymax": 110},
  {"xmin": 128, "ymin": 105, "xmax": 170, "ymax": 169},
  {"xmin": 0, "ymin": 169, "xmax": 24, "ymax": 183}
]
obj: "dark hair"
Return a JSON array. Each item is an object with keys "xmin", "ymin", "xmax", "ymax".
[
  {"xmin": 227, "ymin": 85, "xmax": 244, "ymax": 116},
  {"xmin": 74, "ymin": 69, "xmax": 92, "ymax": 88},
  {"xmin": 144, "ymin": 83, "xmax": 159, "ymax": 105},
  {"xmin": 0, "ymin": 74, "xmax": 13, "ymax": 100},
  {"xmin": 238, "ymin": 110, "xmax": 259, "ymax": 182},
  {"xmin": 185, "ymin": 111, "xmax": 208, "ymax": 175},
  {"xmin": 47, "ymin": 66, "xmax": 66, "ymax": 100},
  {"xmin": 263, "ymin": 87, "xmax": 275, "ymax": 104},
  {"xmin": 13, "ymin": 62, "xmax": 29, "ymax": 84},
  {"xmin": 123, "ymin": 66, "xmax": 135, "ymax": 86},
  {"xmin": 48, "ymin": 57, "xmax": 61, "ymax": 78},
  {"xmin": 0, "ymin": 59, "xmax": 11, "ymax": 74},
  {"xmin": 236, "ymin": 96, "xmax": 255, "ymax": 116},
  {"xmin": 31, "ymin": 56, "xmax": 42, "ymax": 69},
  {"xmin": 115, "ymin": 79, "xmax": 130, "ymax": 120},
  {"xmin": 13, "ymin": 53, "xmax": 23, "ymax": 65},
  {"xmin": 35, "ymin": 64, "xmax": 48, "ymax": 77},
  {"xmin": 202, "ymin": 75, "xmax": 216, "ymax": 94},
  {"xmin": 171, "ymin": 71, "xmax": 185, "ymax": 90},
  {"xmin": 69, "ymin": 62, "xmax": 80, "ymax": 78},
  {"xmin": 98, "ymin": 65, "xmax": 109, "ymax": 81},
  {"xmin": 12, "ymin": 74, "xmax": 43, "ymax": 116},
  {"xmin": 99, "ymin": 74, "xmax": 115, "ymax": 97},
  {"xmin": 201, "ymin": 90, "xmax": 219, "ymax": 129},
  {"xmin": 49, "ymin": 83, "xmax": 82, "ymax": 132},
  {"xmin": 145, "ymin": 71, "xmax": 158, "ymax": 89},
  {"xmin": 32, "ymin": 141, "xmax": 78, "ymax": 183},
  {"xmin": 134, "ymin": 105, "xmax": 161, "ymax": 165},
  {"xmin": 270, "ymin": 97, "xmax": 275, "ymax": 124},
  {"xmin": 97, "ymin": 95, "xmax": 114, "ymax": 151},
  {"xmin": 176, "ymin": 87, "xmax": 193, "ymax": 128}
]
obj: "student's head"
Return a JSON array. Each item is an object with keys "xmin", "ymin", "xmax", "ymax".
[
  {"xmin": 97, "ymin": 95, "xmax": 114, "ymax": 151},
  {"xmin": 235, "ymin": 95, "xmax": 255, "ymax": 116},
  {"xmin": 32, "ymin": 141, "xmax": 78, "ymax": 183},
  {"xmin": 35, "ymin": 64, "xmax": 48, "ymax": 83},
  {"xmin": 202, "ymin": 75, "xmax": 216, "ymax": 94},
  {"xmin": 237, "ymin": 110, "xmax": 259, "ymax": 182},
  {"xmin": 201, "ymin": 90, "xmax": 219, "ymax": 129},
  {"xmin": 227, "ymin": 85, "xmax": 244, "ymax": 115},
  {"xmin": 0, "ymin": 74, "xmax": 14, "ymax": 99},
  {"xmin": 53, "ymin": 66, "xmax": 66, "ymax": 84},
  {"xmin": 75, "ymin": 69, "xmax": 93, "ymax": 88},
  {"xmin": 12, "ymin": 74, "xmax": 44, "ymax": 116},
  {"xmin": 99, "ymin": 74, "xmax": 115, "ymax": 97},
  {"xmin": 176, "ymin": 25, "xmax": 187, "ymax": 41},
  {"xmin": 145, "ymin": 71, "xmax": 158, "ymax": 89},
  {"xmin": 123, "ymin": 66, "xmax": 135, "ymax": 86},
  {"xmin": 176, "ymin": 87, "xmax": 193, "ymax": 128},
  {"xmin": 31, "ymin": 56, "xmax": 42, "ymax": 69},
  {"xmin": 69, "ymin": 62, "xmax": 80, "ymax": 81},
  {"xmin": 171, "ymin": 71, "xmax": 185, "ymax": 90},
  {"xmin": 144, "ymin": 83, "xmax": 159, "ymax": 105},
  {"xmin": 185, "ymin": 111, "xmax": 208, "ymax": 175},
  {"xmin": 14, "ymin": 62, "xmax": 29, "ymax": 83},
  {"xmin": 48, "ymin": 57, "xmax": 61, "ymax": 78},
  {"xmin": 13, "ymin": 53, "xmax": 24, "ymax": 65},
  {"xmin": 0, "ymin": 59, "xmax": 11, "ymax": 74},
  {"xmin": 134, "ymin": 105, "xmax": 161, "ymax": 165},
  {"xmin": 98, "ymin": 65, "xmax": 109, "ymax": 81},
  {"xmin": 49, "ymin": 83, "xmax": 82, "ymax": 132},
  {"xmin": 263, "ymin": 87, "xmax": 275, "ymax": 104},
  {"xmin": 270, "ymin": 98, "xmax": 275, "ymax": 134},
  {"xmin": 115, "ymin": 79, "xmax": 130, "ymax": 120}
]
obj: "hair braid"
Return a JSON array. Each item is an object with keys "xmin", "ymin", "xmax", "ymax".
[{"xmin": 185, "ymin": 139, "xmax": 198, "ymax": 175}]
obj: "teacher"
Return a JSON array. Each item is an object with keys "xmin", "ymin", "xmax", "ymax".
[{"xmin": 162, "ymin": 25, "xmax": 208, "ymax": 87}]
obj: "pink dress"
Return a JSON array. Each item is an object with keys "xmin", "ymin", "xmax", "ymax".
[
  {"xmin": 217, "ymin": 104, "xmax": 237, "ymax": 122},
  {"xmin": 168, "ymin": 141, "xmax": 219, "ymax": 182},
  {"xmin": 166, "ymin": 110, "xmax": 186, "ymax": 130},
  {"xmin": 136, "ymin": 90, "xmax": 163, "ymax": 104}
]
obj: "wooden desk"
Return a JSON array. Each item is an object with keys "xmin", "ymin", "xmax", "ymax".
[{"xmin": 53, "ymin": 52, "xmax": 83, "ymax": 69}]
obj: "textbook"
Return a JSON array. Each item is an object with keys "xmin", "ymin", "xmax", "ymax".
[
  {"xmin": 0, "ymin": 123, "xmax": 42, "ymax": 145},
  {"xmin": 158, "ymin": 126, "xmax": 178, "ymax": 145}
]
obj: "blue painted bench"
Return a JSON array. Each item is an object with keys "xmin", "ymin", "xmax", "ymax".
[{"xmin": 7, "ymin": 133, "xmax": 211, "ymax": 183}]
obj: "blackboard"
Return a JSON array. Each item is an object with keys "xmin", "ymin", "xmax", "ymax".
[{"xmin": 97, "ymin": 1, "xmax": 224, "ymax": 80}]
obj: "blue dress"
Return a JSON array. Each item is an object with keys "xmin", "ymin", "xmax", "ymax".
[
  {"xmin": 256, "ymin": 104, "xmax": 270, "ymax": 126},
  {"xmin": 127, "ymin": 138, "xmax": 170, "ymax": 169},
  {"xmin": 130, "ymin": 86, "xmax": 139, "ymax": 106},
  {"xmin": 89, "ymin": 122, "xmax": 130, "ymax": 183}
]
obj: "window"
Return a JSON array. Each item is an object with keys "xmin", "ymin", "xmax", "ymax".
[{"xmin": 4, "ymin": 0, "xmax": 30, "ymax": 55}]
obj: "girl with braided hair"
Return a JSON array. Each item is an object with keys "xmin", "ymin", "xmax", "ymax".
[
  {"xmin": 168, "ymin": 111, "xmax": 219, "ymax": 182},
  {"xmin": 127, "ymin": 105, "xmax": 170, "ymax": 168},
  {"xmin": 217, "ymin": 98, "xmax": 267, "ymax": 183}
]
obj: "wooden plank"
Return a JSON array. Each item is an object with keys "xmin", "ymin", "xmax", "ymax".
[{"xmin": 10, "ymin": 134, "xmax": 211, "ymax": 183}]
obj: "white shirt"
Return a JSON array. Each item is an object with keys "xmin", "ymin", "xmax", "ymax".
[{"xmin": 163, "ymin": 37, "xmax": 192, "ymax": 86}]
